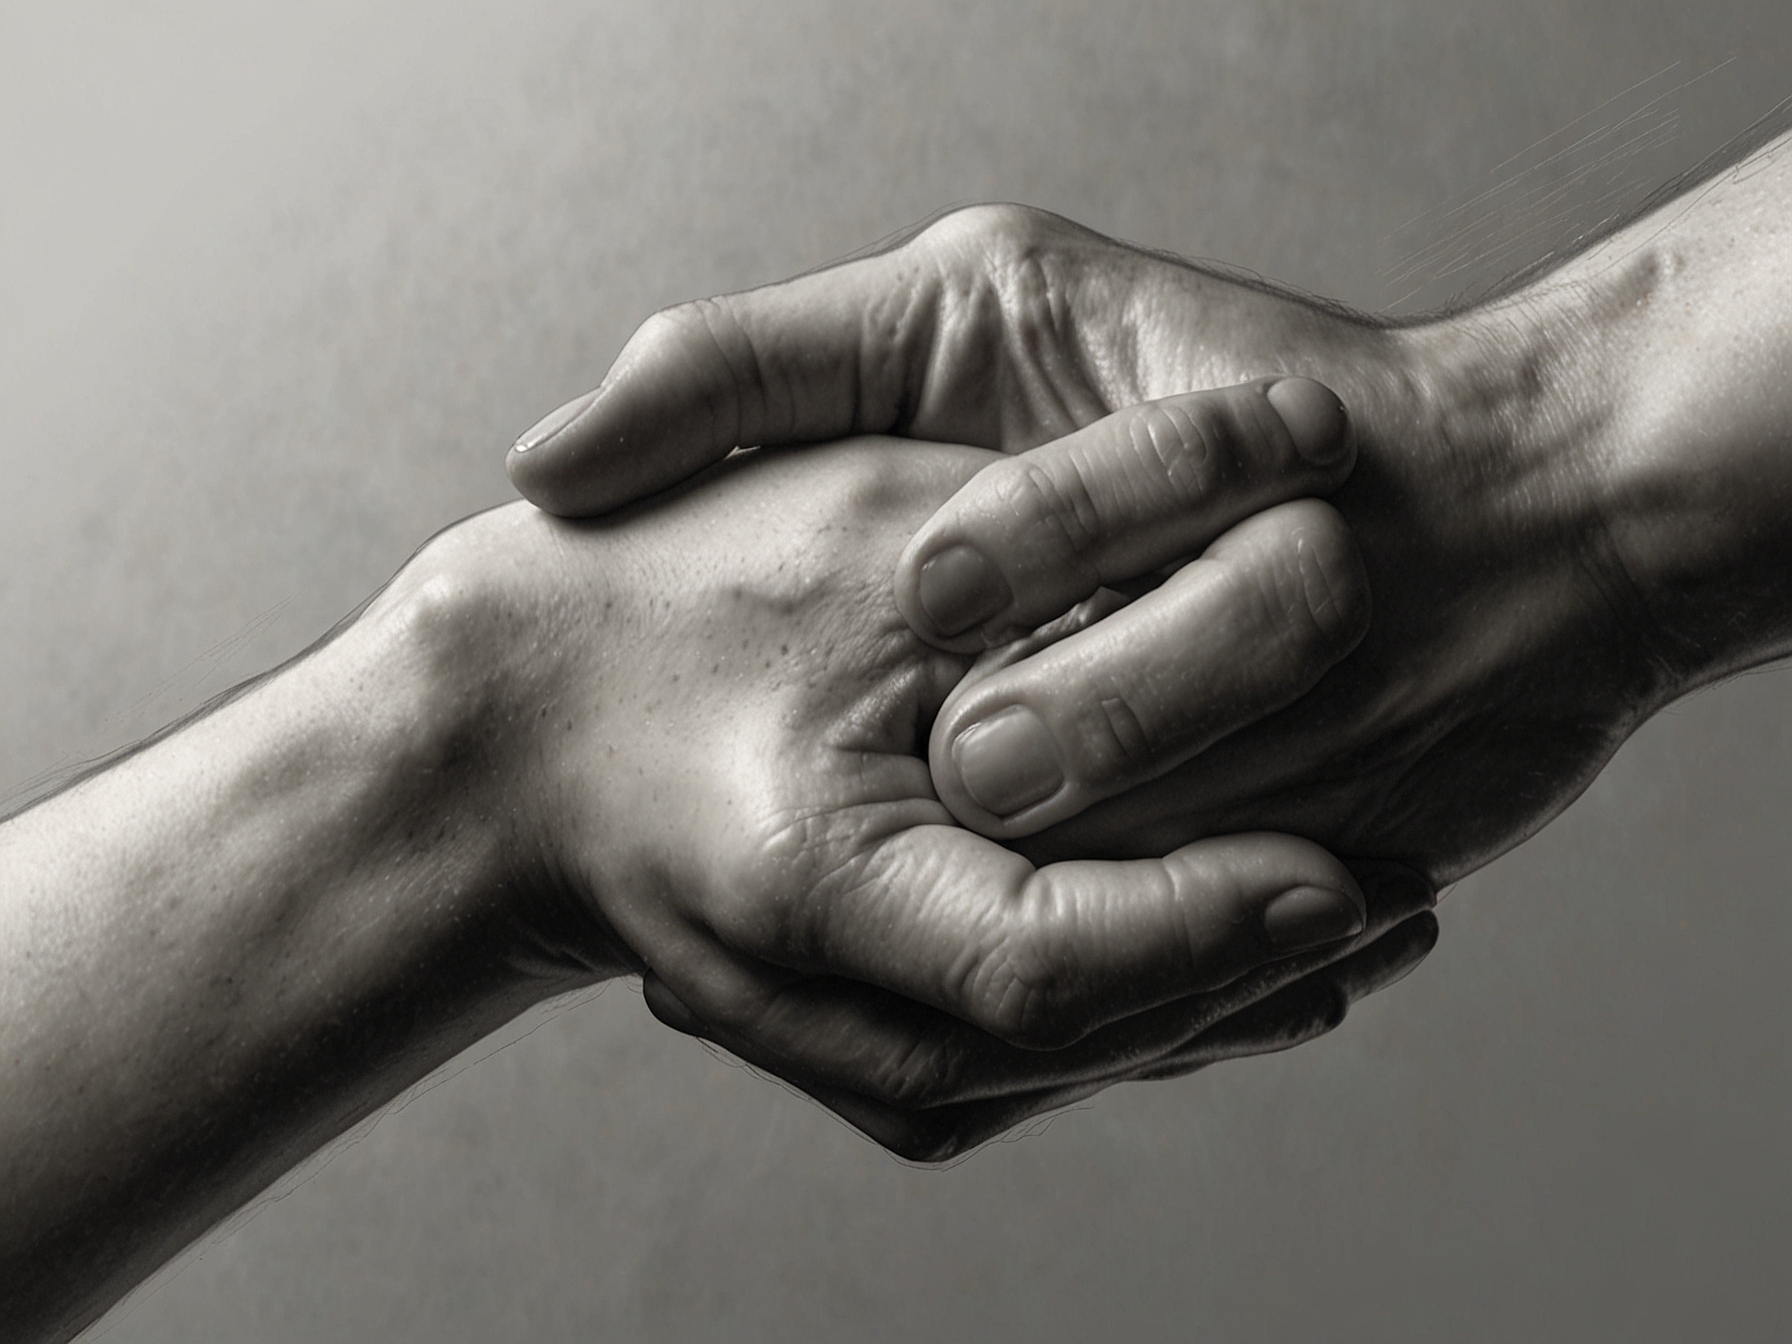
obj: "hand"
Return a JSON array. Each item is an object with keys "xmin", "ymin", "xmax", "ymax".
[
  {"xmin": 392, "ymin": 436, "xmax": 1436, "ymax": 1159},
  {"xmin": 500, "ymin": 206, "xmax": 1426, "ymax": 854},
  {"xmin": 499, "ymin": 203, "xmax": 1721, "ymax": 884}
]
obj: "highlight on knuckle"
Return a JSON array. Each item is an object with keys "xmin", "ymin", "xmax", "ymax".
[
  {"xmin": 1288, "ymin": 507, "xmax": 1370, "ymax": 648},
  {"xmin": 963, "ymin": 923, "xmax": 1084, "ymax": 1049},
  {"xmin": 985, "ymin": 456, "xmax": 1106, "ymax": 593},
  {"xmin": 922, "ymin": 202, "xmax": 1051, "ymax": 257},
  {"xmin": 1124, "ymin": 399, "xmax": 1233, "ymax": 513}
]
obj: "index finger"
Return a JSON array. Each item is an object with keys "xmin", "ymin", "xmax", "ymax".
[{"xmin": 893, "ymin": 378, "xmax": 1354, "ymax": 650}]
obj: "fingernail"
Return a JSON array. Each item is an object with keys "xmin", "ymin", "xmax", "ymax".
[
  {"xmin": 1263, "ymin": 884, "xmax": 1365, "ymax": 951},
  {"xmin": 1266, "ymin": 378, "xmax": 1349, "ymax": 466},
  {"xmin": 952, "ymin": 705, "xmax": 1064, "ymax": 818},
  {"xmin": 513, "ymin": 388, "xmax": 599, "ymax": 453},
  {"xmin": 917, "ymin": 543, "xmax": 1012, "ymax": 636}
]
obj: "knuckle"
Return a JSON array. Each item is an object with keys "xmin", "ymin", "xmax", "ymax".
[
  {"xmin": 666, "ymin": 969, "xmax": 768, "ymax": 1036},
  {"xmin": 963, "ymin": 924, "xmax": 1084, "ymax": 1049},
  {"xmin": 922, "ymin": 202, "xmax": 1052, "ymax": 255},
  {"xmin": 991, "ymin": 455, "xmax": 1104, "ymax": 571},
  {"xmin": 686, "ymin": 295, "xmax": 757, "ymax": 385},
  {"xmin": 632, "ymin": 299, "xmax": 731, "ymax": 369},
  {"xmin": 883, "ymin": 1117, "xmax": 975, "ymax": 1165},
  {"xmin": 970, "ymin": 455, "xmax": 1107, "ymax": 616},
  {"xmin": 705, "ymin": 807, "xmax": 836, "ymax": 956},
  {"xmin": 1297, "ymin": 984, "xmax": 1352, "ymax": 1042},
  {"xmin": 650, "ymin": 295, "xmax": 770, "ymax": 435},
  {"xmin": 861, "ymin": 1037, "xmax": 963, "ymax": 1111},
  {"xmin": 1124, "ymin": 399, "xmax": 1236, "ymax": 511},
  {"xmin": 1238, "ymin": 502, "xmax": 1368, "ymax": 660},
  {"xmin": 929, "ymin": 204, "xmax": 1062, "ymax": 327},
  {"xmin": 625, "ymin": 304, "xmax": 687, "ymax": 358},
  {"xmin": 1074, "ymin": 690, "xmax": 1157, "ymax": 782}
]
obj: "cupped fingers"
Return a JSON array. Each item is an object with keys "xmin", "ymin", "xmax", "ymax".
[
  {"xmin": 699, "ymin": 823, "xmax": 1387, "ymax": 1053},
  {"xmin": 928, "ymin": 497, "xmax": 1369, "ymax": 837},
  {"xmin": 829, "ymin": 908, "xmax": 1436, "ymax": 1163},
  {"xmin": 894, "ymin": 378, "xmax": 1352, "ymax": 651},
  {"xmin": 642, "ymin": 866, "xmax": 1434, "ymax": 1161},
  {"xmin": 1135, "ymin": 906, "xmax": 1440, "ymax": 1080}
]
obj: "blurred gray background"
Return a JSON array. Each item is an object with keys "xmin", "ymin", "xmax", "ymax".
[{"xmin": 3, "ymin": 2, "xmax": 1788, "ymax": 1340}]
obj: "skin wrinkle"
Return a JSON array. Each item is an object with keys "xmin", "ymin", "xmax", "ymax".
[
  {"xmin": 1096, "ymin": 695, "xmax": 1152, "ymax": 772},
  {"xmin": 1294, "ymin": 532, "xmax": 1346, "ymax": 640},
  {"xmin": 1001, "ymin": 455, "xmax": 1104, "ymax": 585},
  {"xmin": 886, "ymin": 261, "xmax": 943, "ymax": 438},
  {"xmin": 687, "ymin": 296, "xmax": 762, "ymax": 450},
  {"xmin": 920, "ymin": 259, "xmax": 1004, "ymax": 443},
  {"xmin": 989, "ymin": 227, "xmax": 1103, "ymax": 443},
  {"xmin": 711, "ymin": 888, "xmax": 1438, "ymax": 1154},
  {"xmin": 1130, "ymin": 398, "xmax": 1214, "ymax": 515}
]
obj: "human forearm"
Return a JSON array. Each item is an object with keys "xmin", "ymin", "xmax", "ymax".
[
  {"xmin": 1519, "ymin": 130, "xmax": 1792, "ymax": 687},
  {"xmin": 0, "ymin": 466, "xmax": 1438, "ymax": 1337},
  {"xmin": 0, "ymin": 595, "xmax": 604, "ymax": 1340}
]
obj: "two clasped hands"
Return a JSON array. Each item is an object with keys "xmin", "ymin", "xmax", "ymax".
[
  {"xmin": 12, "ymin": 134, "xmax": 1792, "ymax": 1338},
  {"xmin": 466, "ymin": 193, "xmax": 1754, "ymax": 1160}
]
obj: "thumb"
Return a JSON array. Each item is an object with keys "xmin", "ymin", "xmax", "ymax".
[{"xmin": 506, "ymin": 254, "xmax": 937, "ymax": 516}]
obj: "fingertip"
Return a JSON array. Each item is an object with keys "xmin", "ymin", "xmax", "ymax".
[
  {"xmin": 1330, "ymin": 910, "xmax": 1440, "ymax": 1001},
  {"xmin": 506, "ymin": 405, "xmax": 671, "ymax": 517},
  {"xmin": 505, "ymin": 446, "xmax": 603, "ymax": 517},
  {"xmin": 511, "ymin": 386, "xmax": 601, "ymax": 456},
  {"xmin": 1262, "ymin": 883, "xmax": 1367, "ymax": 954},
  {"xmin": 642, "ymin": 973, "xmax": 703, "ymax": 1035},
  {"xmin": 903, "ymin": 541, "xmax": 1013, "ymax": 649},
  {"xmin": 1348, "ymin": 860, "xmax": 1438, "ymax": 918},
  {"xmin": 1265, "ymin": 376, "xmax": 1351, "ymax": 468},
  {"xmin": 505, "ymin": 389, "xmax": 621, "ymax": 516}
]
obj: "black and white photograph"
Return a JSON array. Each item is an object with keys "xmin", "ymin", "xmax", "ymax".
[{"xmin": 2, "ymin": 3, "xmax": 1787, "ymax": 1340}]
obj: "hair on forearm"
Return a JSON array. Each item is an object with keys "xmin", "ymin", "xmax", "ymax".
[{"xmin": 1475, "ymin": 92, "xmax": 1792, "ymax": 305}]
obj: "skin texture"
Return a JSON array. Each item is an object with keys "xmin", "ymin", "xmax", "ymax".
[
  {"xmin": 0, "ymin": 435, "xmax": 1435, "ymax": 1343},
  {"xmin": 508, "ymin": 129, "xmax": 1792, "ymax": 888}
]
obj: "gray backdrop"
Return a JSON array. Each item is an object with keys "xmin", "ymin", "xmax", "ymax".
[{"xmin": 3, "ymin": 2, "xmax": 1787, "ymax": 1340}]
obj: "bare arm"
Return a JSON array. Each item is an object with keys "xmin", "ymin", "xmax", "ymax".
[
  {"xmin": 0, "ymin": 436, "xmax": 1435, "ymax": 1342},
  {"xmin": 0, "ymin": 573, "xmax": 604, "ymax": 1339}
]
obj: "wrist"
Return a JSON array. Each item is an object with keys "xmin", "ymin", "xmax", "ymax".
[
  {"xmin": 355, "ymin": 507, "xmax": 638, "ymax": 986},
  {"xmin": 1391, "ymin": 262, "xmax": 1721, "ymax": 713},
  {"xmin": 0, "ymin": 565, "xmax": 611, "ymax": 1327},
  {"xmin": 1430, "ymin": 152, "xmax": 1792, "ymax": 699}
]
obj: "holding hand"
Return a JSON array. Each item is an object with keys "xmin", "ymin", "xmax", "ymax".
[
  {"xmin": 404, "ymin": 435, "xmax": 1432, "ymax": 1159},
  {"xmin": 505, "ymin": 205, "xmax": 1421, "ymax": 853},
  {"xmin": 0, "ymin": 418, "xmax": 1434, "ymax": 1336},
  {"xmin": 506, "ymin": 191, "xmax": 1792, "ymax": 884}
]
